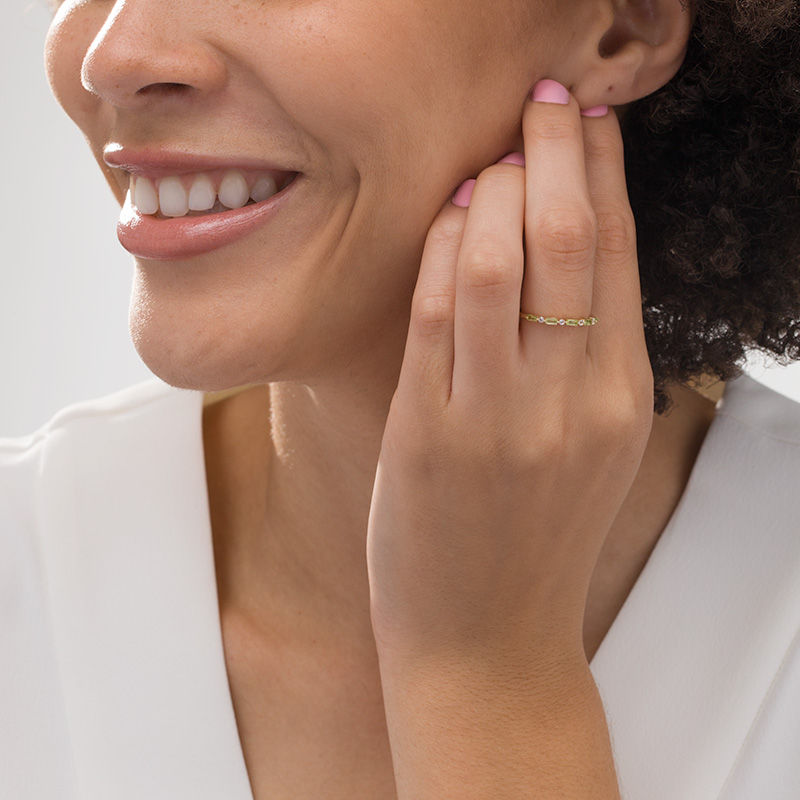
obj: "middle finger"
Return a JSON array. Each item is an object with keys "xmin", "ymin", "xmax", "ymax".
[
  {"xmin": 520, "ymin": 79, "xmax": 597, "ymax": 373},
  {"xmin": 452, "ymin": 157, "xmax": 526, "ymax": 399}
]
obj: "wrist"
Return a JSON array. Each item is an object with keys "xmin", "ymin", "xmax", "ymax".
[
  {"xmin": 371, "ymin": 603, "xmax": 588, "ymax": 678},
  {"xmin": 374, "ymin": 631, "xmax": 591, "ymax": 703}
]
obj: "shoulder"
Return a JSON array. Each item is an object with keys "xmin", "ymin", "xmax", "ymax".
[
  {"xmin": 0, "ymin": 377, "xmax": 203, "ymax": 792},
  {"xmin": 0, "ymin": 377, "xmax": 197, "ymax": 461},
  {"xmin": 0, "ymin": 377, "xmax": 204, "ymax": 552},
  {"xmin": 0, "ymin": 377, "xmax": 203, "ymax": 484},
  {"xmin": 715, "ymin": 371, "xmax": 800, "ymax": 446},
  {"xmin": 703, "ymin": 373, "xmax": 800, "ymax": 518}
]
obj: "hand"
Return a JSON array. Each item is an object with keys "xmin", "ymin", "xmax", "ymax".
[{"xmin": 366, "ymin": 82, "xmax": 654, "ymax": 669}]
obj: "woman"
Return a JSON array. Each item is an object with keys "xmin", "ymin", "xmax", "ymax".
[{"xmin": 2, "ymin": 0, "xmax": 799, "ymax": 797}]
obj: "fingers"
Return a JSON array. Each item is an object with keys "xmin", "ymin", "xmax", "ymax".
[
  {"xmin": 398, "ymin": 79, "xmax": 644, "ymax": 418},
  {"xmin": 398, "ymin": 159, "xmax": 525, "ymax": 411},
  {"xmin": 396, "ymin": 202, "xmax": 463, "ymax": 411},
  {"xmin": 580, "ymin": 109, "xmax": 646, "ymax": 373},
  {"xmin": 520, "ymin": 81, "xmax": 596, "ymax": 373},
  {"xmin": 452, "ymin": 160, "xmax": 525, "ymax": 398}
]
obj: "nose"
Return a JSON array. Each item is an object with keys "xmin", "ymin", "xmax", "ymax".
[{"xmin": 80, "ymin": 0, "xmax": 227, "ymax": 110}]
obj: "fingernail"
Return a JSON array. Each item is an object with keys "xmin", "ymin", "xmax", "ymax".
[
  {"xmin": 530, "ymin": 79, "xmax": 570, "ymax": 105},
  {"xmin": 451, "ymin": 178, "xmax": 476, "ymax": 207},
  {"xmin": 580, "ymin": 104, "xmax": 609, "ymax": 117},
  {"xmin": 497, "ymin": 151, "xmax": 525, "ymax": 166}
]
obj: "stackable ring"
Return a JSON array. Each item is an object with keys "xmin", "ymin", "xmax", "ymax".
[{"xmin": 519, "ymin": 311, "xmax": 598, "ymax": 327}]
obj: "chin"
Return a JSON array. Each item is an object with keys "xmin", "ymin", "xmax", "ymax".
[
  {"xmin": 133, "ymin": 340, "xmax": 248, "ymax": 392},
  {"xmin": 127, "ymin": 265, "xmax": 301, "ymax": 391},
  {"xmin": 129, "ymin": 311, "xmax": 283, "ymax": 393}
]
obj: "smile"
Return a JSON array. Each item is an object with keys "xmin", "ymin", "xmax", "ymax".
[
  {"xmin": 128, "ymin": 168, "xmax": 297, "ymax": 218},
  {"xmin": 116, "ymin": 170, "xmax": 302, "ymax": 260}
]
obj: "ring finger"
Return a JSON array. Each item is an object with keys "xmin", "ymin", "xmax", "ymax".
[{"xmin": 520, "ymin": 80, "xmax": 597, "ymax": 373}]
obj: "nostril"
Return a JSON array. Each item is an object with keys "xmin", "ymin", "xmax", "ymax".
[{"xmin": 137, "ymin": 82, "xmax": 192, "ymax": 97}]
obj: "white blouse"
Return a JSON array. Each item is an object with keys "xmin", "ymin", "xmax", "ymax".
[{"xmin": 1, "ymin": 372, "xmax": 799, "ymax": 799}]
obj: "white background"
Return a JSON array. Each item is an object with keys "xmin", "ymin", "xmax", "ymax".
[{"xmin": 2, "ymin": 1, "xmax": 799, "ymax": 438}]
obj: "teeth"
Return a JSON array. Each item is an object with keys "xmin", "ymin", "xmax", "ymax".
[
  {"xmin": 130, "ymin": 168, "xmax": 289, "ymax": 216},
  {"xmin": 159, "ymin": 176, "xmax": 189, "ymax": 217},
  {"xmin": 251, "ymin": 176, "xmax": 278, "ymax": 203},
  {"xmin": 188, "ymin": 173, "xmax": 216, "ymax": 211},
  {"xmin": 218, "ymin": 170, "xmax": 250, "ymax": 209},
  {"xmin": 132, "ymin": 176, "xmax": 159, "ymax": 215}
]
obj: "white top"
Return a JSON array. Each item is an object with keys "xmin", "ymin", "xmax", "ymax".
[{"xmin": 1, "ymin": 373, "xmax": 799, "ymax": 800}]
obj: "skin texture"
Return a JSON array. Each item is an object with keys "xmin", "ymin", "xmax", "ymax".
[{"xmin": 45, "ymin": 0, "xmax": 710, "ymax": 796}]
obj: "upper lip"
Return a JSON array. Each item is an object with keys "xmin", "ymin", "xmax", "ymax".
[{"xmin": 102, "ymin": 145, "xmax": 300, "ymax": 179}]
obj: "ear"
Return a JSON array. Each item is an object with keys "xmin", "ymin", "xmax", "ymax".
[{"xmin": 569, "ymin": 0, "xmax": 695, "ymax": 109}]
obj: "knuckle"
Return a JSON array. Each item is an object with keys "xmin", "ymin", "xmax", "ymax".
[
  {"xmin": 529, "ymin": 424, "xmax": 566, "ymax": 464},
  {"xmin": 529, "ymin": 118, "xmax": 580, "ymax": 144},
  {"xmin": 513, "ymin": 413, "xmax": 569, "ymax": 469},
  {"xmin": 477, "ymin": 162, "xmax": 524, "ymax": 186},
  {"xmin": 533, "ymin": 207, "xmax": 597, "ymax": 269},
  {"xmin": 428, "ymin": 211, "xmax": 465, "ymax": 248},
  {"xmin": 609, "ymin": 393, "xmax": 641, "ymax": 431},
  {"xmin": 595, "ymin": 208, "xmax": 637, "ymax": 259},
  {"xmin": 461, "ymin": 245, "xmax": 519, "ymax": 294},
  {"xmin": 599, "ymin": 378, "xmax": 654, "ymax": 444},
  {"xmin": 584, "ymin": 128, "xmax": 623, "ymax": 164},
  {"xmin": 412, "ymin": 291, "xmax": 454, "ymax": 336}
]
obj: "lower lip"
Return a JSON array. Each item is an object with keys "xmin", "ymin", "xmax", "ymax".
[{"xmin": 116, "ymin": 173, "xmax": 302, "ymax": 260}]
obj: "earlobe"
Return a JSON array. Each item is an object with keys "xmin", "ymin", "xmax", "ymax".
[{"xmin": 574, "ymin": 0, "xmax": 694, "ymax": 109}]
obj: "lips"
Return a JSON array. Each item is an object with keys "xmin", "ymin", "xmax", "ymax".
[
  {"xmin": 103, "ymin": 145, "xmax": 299, "ymax": 180},
  {"xmin": 105, "ymin": 145, "xmax": 304, "ymax": 259},
  {"xmin": 116, "ymin": 171, "xmax": 303, "ymax": 260}
]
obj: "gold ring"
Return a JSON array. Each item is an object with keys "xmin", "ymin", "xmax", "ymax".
[{"xmin": 519, "ymin": 312, "xmax": 598, "ymax": 327}]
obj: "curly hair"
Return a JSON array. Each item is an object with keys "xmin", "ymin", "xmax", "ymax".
[{"xmin": 622, "ymin": 0, "xmax": 800, "ymax": 415}]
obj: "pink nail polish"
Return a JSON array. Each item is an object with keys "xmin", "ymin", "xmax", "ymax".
[
  {"xmin": 580, "ymin": 105, "xmax": 609, "ymax": 117},
  {"xmin": 497, "ymin": 151, "xmax": 525, "ymax": 166},
  {"xmin": 451, "ymin": 179, "xmax": 476, "ymax": 207},
  {"xmin": 530, "ymin": 79, "xmax": 570, "ymax": 105}
]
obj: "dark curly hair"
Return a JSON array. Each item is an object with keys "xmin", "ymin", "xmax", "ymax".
[{"xmin": 622, "ymin": 0, "xmax": 800, "ymax": 415}]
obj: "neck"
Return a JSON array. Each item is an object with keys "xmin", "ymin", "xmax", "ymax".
[
  {"xmin": 204, "ymin": 359, "xmax": 400, "ymax": 653},
  {"xmin": 204, "ymin": 372, "xmax": 723, "ymax": 656}
]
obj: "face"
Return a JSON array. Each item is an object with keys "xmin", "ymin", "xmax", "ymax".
[{"xmin": 45, "ymin": 0, "xmax": 596, "ymax": 391}]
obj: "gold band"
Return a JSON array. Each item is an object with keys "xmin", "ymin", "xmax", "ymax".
[{"xmin": 519, "ymin": 312, "xmax": 598, "ymax": 327}]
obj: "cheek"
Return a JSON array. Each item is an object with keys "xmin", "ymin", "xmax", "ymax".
[
  {"xmin": 267, "ymin": 3, "xmax": 471, "ymax": 166},
  {"xmin": 44, "ymin": 2, "xmax": 105, "ymax": 128}
]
